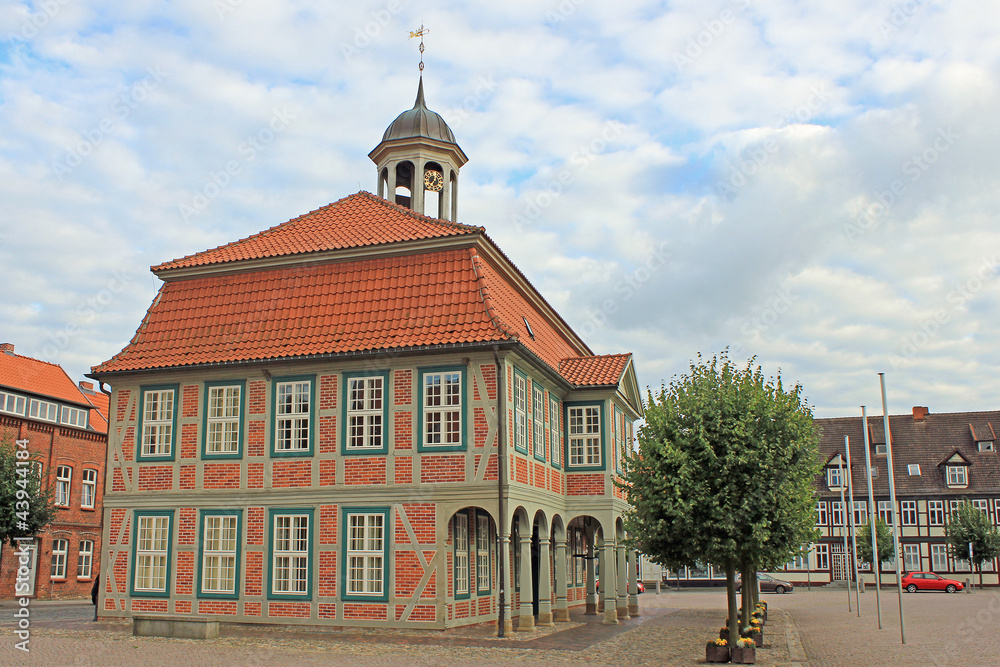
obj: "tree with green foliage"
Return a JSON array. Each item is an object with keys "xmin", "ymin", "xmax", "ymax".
[
  {"xmin": 0, "ymin": 433, "xmax": 55, "ymax": 547},
  {"xmin": 620, "ymin": 352, "xmax": 821, "ymax": 644},
  {"xmin": 948, "ymin": 502, "xmax": 1000, "ymax": 589},
  {"xmin": 855, "ymin": 518, "xmax": 894, "ymax": 569}
]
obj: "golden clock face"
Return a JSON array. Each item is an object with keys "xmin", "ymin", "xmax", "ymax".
[{"xmin": 423, "ymin": 169, "xmax": 444, "ymax": 192}]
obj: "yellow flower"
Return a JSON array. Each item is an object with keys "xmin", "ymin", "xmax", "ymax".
[{"xmin": 713, "ymin": 638, "xmax": 728, "ymax": 646}]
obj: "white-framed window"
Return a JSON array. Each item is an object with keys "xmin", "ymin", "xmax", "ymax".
[
  {"xmin": 454, "ymin": 513, "xmax": 470, "ymax": 597},
  {"xmin": 568, "ymin": 405, "xmax": 601, "ymax": 467},
  {"xmin": 816, "ymin": 501, "xmax": 828, "ymax": 526},
  {"xmin": 831, "ymin": 501, "xmax": 845, "ymax": 526},
  {"xmin": 955, "ymin": 556, "xmax": 971, "ymax": 572},
  {"xmin": 950, "ymin": 500, "xmax": 962, "ymax": 518},
  {"xmin": 903, "ymin": 544, "xmax": 920, "ymax": 571},
  {"xmin": 875, "ymin": 443, "xmax": 887, "ymax": 456},
  {"xmin": 347, "ymin": 376, "xmax": 384, "ymax": 450},
  {"xmin": 785, "ymin": 554, "xmax": 808, "ymax": 570},
  {"xmin": 615, "ymin": 408, "xmax": 627, "ymax": 472},
  {"xmin": 60, "ymin": 405, "xmax": 89, "ymax": 429},
  {"xmin": 514, "ymin": 373, "xmax": 527, "ymax": 452},
  {"xmin": 81, "ymin": 469, "xmax": 97, "ymax": 509},
  {"xmin": 141, "ymin": 388, "xmax": 175, "ymax": 457},
  {"xmin": 78, "ymin": 540, "xmax": 93, "ymax": 578},
  {"xmin": 995, "ymin": 499, "xmax": 1000, "ymax": 525},
  {"xmin": 423, "ymin": 371, "xmax": 462, "ymax": 447},
  {"xmin": 901, "ymin": 501, "xmax": 917, "ymax": 526},
  {"xmin": 206, "ymin": 384, "xmax": 241, "ymax": 454},
  {"xmin": 947, "ymin": 465, "xmax": 968, "ymax": 486},
  {"xmin": 476, "ymin": 514, "xmax": 491, "ymax": 592},
  {"xmin": 29, "ymin": 398, "xmax": 59, "ymax": 422},
  {"xmin": 929, "ymin": 500, "xmax": 945, "ymax": 526},
  {"xmin": 978, "ymin": 440, "xmax": 994, "ymax": 452},
  {"xmin": 0, "ymin": 390, "xmax": 27, "ymax": 415},
  {"xmin": 852, "ymin": 500, "xmax": 868, "ymax": 525},
  {"xmin": 931, "ymin": 544, "xmax": 949, "ymax": 571},
  {"xmin": 275, "ymin": 381, "xmax": 310, "ymax": 451},
  {"xmin": 56, "ymin": 466, "xmax": 71, "ymax": 507},
  {"xmin": 272, "ymin": 513, "xmax": 309, "ymax": 594},
  {"xmin": 827, "ymin": 466, "xmax": 844, "ymax": 488},
  {"xmin": 50, "ymin": 539, "xmax": 68, "ymax": 579},
  {"xmin": 532, "ymin": 385, "xmax": 545, "ymax": 459},
  {"xmin": 549, "ymin": 397, "xmax": 561, "ymax": 466},
  {"xmin": 813, "ymin": 544, "xmax": 829, "ymax": 570},
  {"xmin": 878, "ymin": 500, "xmax": 894, "ymax": 524},
  {"xmin": 134, "ymin": 514, "xmax": 170, "ymax": 593},
  {"xmin": 347, "ymin": 513, "xmax": 385, "ymax": 596},
  {"xmin": 907, "ymin": 463, "xmax": 921, "ymax": 476},
  {"xmin": 202, "ymin": 514, "xmax": 238, "ymax": 595},
  {"xmin": 972, "ymin": 499, "xmax": 989, "ymax": 515}
]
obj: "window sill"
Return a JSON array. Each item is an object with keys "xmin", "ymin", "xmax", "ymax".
[
  {"xmin": 81, "ymin": 507, "xmax": 96, "ymax": 512},
  {"xmin": 77, "ymin": 577, "xmax": 93, "ymax": 582},
  {"xmin": 50, "ymin": 577, "xmax": 66, "ymax": 582}
]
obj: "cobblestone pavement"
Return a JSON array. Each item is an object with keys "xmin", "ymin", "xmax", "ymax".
[
  {"xmin": 0, "ymin": 592, "xmax": 798, "ymax": 667},
  {"xmin": 7, "ymin": 586, "xmax": 993, "ymax": 666}
]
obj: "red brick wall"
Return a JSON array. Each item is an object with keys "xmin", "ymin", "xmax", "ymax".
[
  {"xmin": 567, "ymin": 473, "xmax": 606, "ymax": 495},
  {"xmin": 272, "ymin": 460, "xmax": 312, "ymax": 487},
  {"xmin": 344, "ymin": 602, "xmax": 387, "ymax": 620},
  {"xmin": 203, "ymin": 462, "xmax": 240, "ymax": 489},
  {"xmin": 345, "ymin": 457, "xmax": 386, "ymax": 485},
  {"xmin": 420, "ymin": 455, "xmax": 464, "ymax": 483},
  {"xmin": 394, "ymin": 412, "xmax": 412, "ymax": 448},
  {"xmin": 137, "ymin": 465, "xmax": 173, "ymax": 491},
  {"xmin": 0, "ymin": 418, "xmax": 106, "ymax": 600},
  {"xmin": 394, "ymin": 370, "xmax": 412, "ymax": 405}
]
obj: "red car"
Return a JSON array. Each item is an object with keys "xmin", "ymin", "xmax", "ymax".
[{"xmin": 901, "ymin": 571, "xmax": 965, "ymax": 593}]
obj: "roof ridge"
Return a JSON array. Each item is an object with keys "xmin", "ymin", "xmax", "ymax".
[
  {"xmin": 560, "ymin": 352, "xmax": 632, "ymax": 362},
  {"xmin": 468, "ymin": 248, "xmax": 518, "ymax": 340}
]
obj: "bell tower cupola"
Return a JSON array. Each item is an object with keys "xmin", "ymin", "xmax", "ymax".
[{"xmin": 369, "ymin": 27, "xmax": 468, "ymax": 221}]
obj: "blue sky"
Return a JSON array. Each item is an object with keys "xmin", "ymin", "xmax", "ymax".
[{"xmin": 2, "ymin": 0, "xmax": 999, "ymax": 418}]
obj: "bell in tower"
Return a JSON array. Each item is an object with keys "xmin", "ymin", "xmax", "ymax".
[{"xmin": 369, "ymin": 76, "xmax": 468, "ymax": 221}]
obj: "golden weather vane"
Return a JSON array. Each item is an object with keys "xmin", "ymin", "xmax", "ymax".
[{"xmin": 409, "ymin": 24, "xmax": 429, "ymax": 72}]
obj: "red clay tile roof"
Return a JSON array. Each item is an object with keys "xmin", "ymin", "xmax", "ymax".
[
  {"xmin": 153, "ymin": 192, "xmax": 481, "ymax": 272},
  {"xmin": 94, "ymin": 249, "xmax": 518, "ymax": 373},
  {"xmin": 81, "ymin": 390, "xmax": 109, "ymax": 434},
  {"xmin": 0, "ymin": 350, "xmax": 93, "ymax": 407},
  {"xmin": 559, "ymin": 354, "xmax": 632, "ymax": 386}
]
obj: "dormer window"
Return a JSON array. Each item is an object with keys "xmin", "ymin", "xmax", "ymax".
[
  {"xmin": 827, "ymin": 467, "xmax": 844, "ymax": 489},
  {"xmin": 978, "ymin": 441, "xmax": 994, "ymax": 452},
  {"xmin": 874, "ymin": 443, "xmax": 887, "ymax": 455},
  {"xmin": 946, "ymin": 465, "xmax": 968, "ymax": 487}
]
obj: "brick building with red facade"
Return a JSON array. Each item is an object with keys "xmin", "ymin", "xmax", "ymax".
[
  {"xmin": 0, "ymin": 343, "xmax": 109, "ymax": 599},
  {"xmin": 90, "ymin": 78, "xmax": 644, "ymax": 631}
]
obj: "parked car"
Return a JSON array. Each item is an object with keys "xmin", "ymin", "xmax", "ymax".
[
  {"xmin": 901, "ymin": 571, "xmax": 965, "ymax": 593},
  {"xmin": 735, "ymin": 572, "xmax": 794, "ymax": 594}
]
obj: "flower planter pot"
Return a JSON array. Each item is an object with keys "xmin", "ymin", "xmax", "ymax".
[
  {"xmin": 731, "ymin": 646, "xmax": 756, "ymax": 664},
  {"xmin": 720, "ymin": 629, "xmax": 731, "ymax": 640},
  {"xmin": 706, "ymin": 644, "xmax": 730, "ymax": 663}
]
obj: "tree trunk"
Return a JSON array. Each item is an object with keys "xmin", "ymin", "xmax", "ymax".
[
  {"xmin": 979, "ymin": 562, "xmax": 983, "ymax": 590},
  {"xmin": 751, "ymin": 570, "xmax": 760, "ymax": 610},
  {"xmin": 726, "ymin": 559, "xmax": 739, "ymax": 644},
  {"xmin": 740, "ymin": 563, "xmax": 753, "ymax": 629}
]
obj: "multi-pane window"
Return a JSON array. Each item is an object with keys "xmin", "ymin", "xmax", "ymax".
[
  {"xmin": 901, "ymin": 501, "xmax": 917, "ymax": 526},
  {"xmin": 29, "ymin": 398, "xmax": 58, "ymax": 422},
  {"xmin": 347, "ymin": 376, "xmax": 384, "ymax": 450},
  {"xmin": 476, "ymin": 514, "xmax": 491, "ymax": 592},
  {"xmin": 815, "ymin": 501, "xmax": 828, "ymax": 526},
  {"xmin": 931, "ymin": 544, "xmax": 949, "ymax": 571},
  {"xmin": 0, "ymin": 390, "xmax": 27, "ymax": 415},
  {"xmin": 615, "ymin": 408, "xmax": 627, "ymax": 472},
  {"xmin": 56, "ymin": 466, "xmax": 71, "ymax": 506},
  {"xmin": 852, "ymin": 500, "xmax": 868, "ymax": 525},
  {"xmin": 878, "ymin": 500, "xmax": 894, "ymax": 524},
  {"xmin": 272, "ymin": 514, "xmax": 309, "ymax": 595},
  {"xmin": 532, "ymin": 385, "xmax": 545, "ymax": 459},
  {"xmin": 947, "ymin": 465, "xmax": 968, "ymax": 486},
  {"xmin": 81, "ymin": 469, "xmax": 97, "ymax": 509},
  {"xmin": 141, "ymin": 388, "xmax": 175, "ymax": 457},
  {"xmin": 827, "ymin": 466, "xmax": 843, "ymax": 488},
  {"xmin": 134, "ymin": 514, "xmax": 171, "ymax": 593},
  {"xmin": 514, "ymin": 373, "xmax": 527, "ymax": 452},
  {"xmin": 78, "ymin": 540, "xmax": 93, "ymax": 578},
  {"xmin": 568, "ymin": 406, "xmax": 601, "ymax": 467},
  {"xmin": 50, "ymin": 539, "xmax": 68, "ymax": 578},
  {"xmin": 570, "ymin": 528, "xmax": 586, "ymax": 585},
  {"xmin": 831, "ymin": 501, "xmax": 844, "ymax": 527},
  {"xmin": 454, "ymin": 513, "xmax": 470, "ymax": 597},
  {"xmin": 929, "ymin": 500, "xmax": 945, "ymax": 526},
  {"xmin": 996, "ymin": 499, "xmax": 1000, "ymax": 525},
  {"xmin": 972, "ymin": 499, "xmax": 989, "ymax": 515},
  {"xmin": 549, "ymin": 398, "xmax": 561, "ymax": 466},
  {"xmin": 60, "ymin": 406, "xmax": 88, "ymax": 429},
  {"xmin": 949, "ymin": 500, "xmax": 962, "ymax": 518},
  {"xmin": 423, "ymin": 372, "xmax": 461, "ymax": 447},
  {"xmin": 903, "ymin": 544, "xmax": 920, "ymax": 571},
  {"xmin": 786, "ymin": 554, "xmax": 808, "ymax": 570},
  {"xmin": 275, "ymin": 381, "xmax": 310, "ymax": 452},
  {"xmin": 206, "ymin": 385, "xmax": 241, "ymax": 454},
  {"xmin": 813, "ymin": 544, "xmax": 829, "ymax": 570},
  {"xmin": 955, "ymin": 556, "xmax": 971, "ymax": 572},
  {"xmin": 346, "ymin": 513, "xmax": 384, "ymax": 596},
  {"xmin": 202, "ymin": 514, "xmax": 239, "ymax": 595}
]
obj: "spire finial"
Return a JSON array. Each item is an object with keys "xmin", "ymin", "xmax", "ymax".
[{"xmin": 409, "ymin": 24, "xmax": 429, "ymax": 73}]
